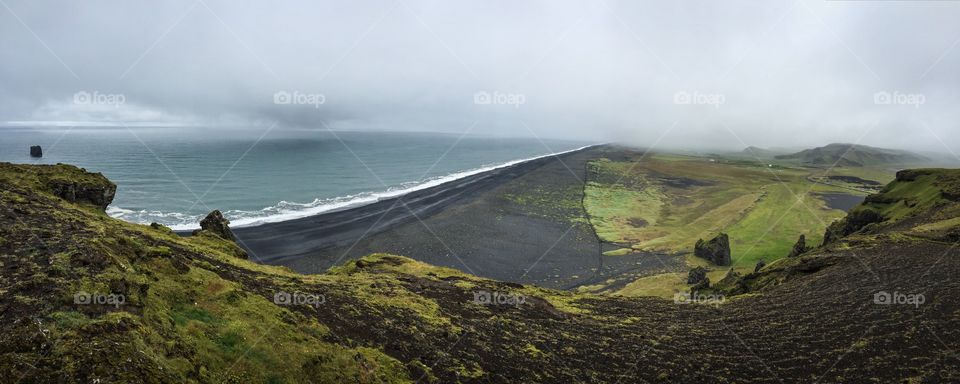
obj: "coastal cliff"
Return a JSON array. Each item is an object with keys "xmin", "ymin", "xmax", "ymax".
[{"xmin": 1, "ymin": 163, "xmax": 958, "ymax": 383}]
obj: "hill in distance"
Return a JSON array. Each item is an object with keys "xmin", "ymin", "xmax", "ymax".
[
  {"xmin": 775, "ymin": 143, "xmax": 929, "ymax": 167},
  {"xmin": 741, "ymin": 146, "xmax": 789, "ymax": 159}
]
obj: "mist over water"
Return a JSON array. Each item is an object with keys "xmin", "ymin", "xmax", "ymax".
[{"xmin": 0, "ymin": 128, "xmax": 592, "ymax": 229}]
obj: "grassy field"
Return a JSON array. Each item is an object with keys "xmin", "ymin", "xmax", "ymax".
[{"xmin": 583, "ymin": 150, "xmax": 896, "ymax": 296}]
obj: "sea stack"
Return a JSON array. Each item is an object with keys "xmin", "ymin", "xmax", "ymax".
[
  {"xmin": 694, "ymin": 233, "xmax": 731, "ymax": 266},
  {"xmin": 30, "ymin": 145, "xmax": 43, "ymax": 158}
]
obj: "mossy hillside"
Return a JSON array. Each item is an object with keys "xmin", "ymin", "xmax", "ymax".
[
  {"xmin": 719, "ymin": 169, "xmax": 960, "ymax": 296},
  {"xmin": 0, "ymin": 162, "xmax": 606, "ymax": 383},
  {"xmin": 5, "ymin": 162, "xmax": 960, "ymax": 382},
  {"xmin": 824, "ymin": 168, "xmax": 960, "ymax": 243},
  {"xmin": 0, "ymin": 163, "xmax": 412, "ymax": 383},
  {"xmin": 0, "ymin": 162, "xmax": 116, "ymax": 210}
]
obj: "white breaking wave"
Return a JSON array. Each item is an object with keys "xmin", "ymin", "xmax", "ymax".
[{"xmin": 108, "ymin": 144, "xmax": 597, "ymax": 230}]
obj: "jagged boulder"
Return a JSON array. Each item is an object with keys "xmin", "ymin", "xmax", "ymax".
[
  {"xmin": 687, "ymin": 266, "xmax": 708, "ymax": 285},
  {"xmin": 787, "ymin": 235, "xmax": 808, "ymax": 257},
  {"xmin": 822, "ymin": 208, "xmax": 884, "ymax": 245},
  {"xmin": 717, "ymin": 269, "xmax": 741, "ymax": 286},
  {"xmin": 691, "ymin": 277, "xmax": 710, "ymax": 292},
  {"xmin": 193, "ymin": 210, "xmax": 247, "ymax": 259},
  {"xmin": 194, "ymin": 210, "xmax": 236, "ymax": 241},
  {"xmin": 754, "ymin": 259, "xmax": 766, "ymax": 272},
  {"xmin": 694, "ymin": 233, "xmax": 731, "ymax": 266},
  {"xmin": 30, "ymin": 145, "xmax": 42, "ymax": 157}
]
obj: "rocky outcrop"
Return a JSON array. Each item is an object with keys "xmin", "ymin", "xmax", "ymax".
[
  {"xmin": 194, "ymin": 210, "xmax": 236, "ymax": 241},
  {"xmin": 717, "ymin": 269, "xmax": 741, "ymax": 287},
  {"xmin": 690, "ymin": 277, "xmax": 710, "ymax": 292},
  {"xmin": 822, "ymin": 208, "xmax": 884, "ymax": 245},
  {"xmin": 36, "ymin": 166, "xmax": 118, "ymax": 211},
  {"xmin": 687, "ymin": 266, "xmax": 708, "ymax": 285},
  {"xmin": 192, "ymin": 210, "xmax": 247, "ymax": 259},
  {"xmin": 48, "ymin": 180, "xmax": 116, "ymax": 211},
  {"xmin": 787, "ymin": 235, "xmax": 808, "ymax": 257},
  {"xmin": 694, "ymin": 233, "xmax": 731, "ymax": 266},
  {"xmin": 754, "ymin": 259, "xmax": 766, "ymax": 272},
  {"xmin": 30, "ymin": 145, "xmax": 42, "ymax": 158}
]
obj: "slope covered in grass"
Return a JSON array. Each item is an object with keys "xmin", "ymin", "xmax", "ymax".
[
  {"xmin": 582, "ymin": 152, "xmax": 862, "ymax": 267},
  {"xmin": 2, "ymin": 162, "xmax": 958, "ymax": 383}
]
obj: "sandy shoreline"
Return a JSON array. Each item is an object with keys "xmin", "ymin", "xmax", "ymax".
[
  {"xmin": 226, "ymin": 144, "xmax": 682, "ymax": 289},
  {"xmin": 232, "ymin": 145, "xmax": 598, "ymax": 261}
]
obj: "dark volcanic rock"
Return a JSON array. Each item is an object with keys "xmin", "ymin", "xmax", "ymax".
[
  {"xmin": 822, "ymin": 209, "xmax": 885, "ymax": 245},
  {"xmin": 694, "ymin": 233, "xmax": 731, "ymax": 266},
  {"xmin": 718, "ymin": 269, "xmax": 741, "ymax": 286},
  {"xmin": 687, "ymin": 266, "xmax": 708, "ymax": 285},
  {"xmin": 30, "ymin": 145, "xmax": 42, "ymax": 157},
  {"xmin": 195, "ymin": 210, "xmax": 236, "ymax": 241},
  {"xmin": 754, "ymin": 259, "xmax": 766, "ymax": 272},
  {"xmin": 690, "ymin": 277, "xmax": 710, "ymax": 292},
  {"xmin": 787, "ymin": 235, "xmax": 808, "ymax": 258},
  {"xmin": 47, "ymin": 176, "xmax": 116, "ymax": 211}
]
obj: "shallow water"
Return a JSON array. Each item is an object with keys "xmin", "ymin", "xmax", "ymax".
[
  {"xmin": 816, "ymin": 192, "xmax": 865, "ymax": 211},
  {"xmin": 0, "ymin": 127, "xmax": 591, "ymax": 229}
]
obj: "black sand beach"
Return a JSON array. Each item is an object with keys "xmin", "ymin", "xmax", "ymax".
[{"xmin": 232, "ymin": 145, "xmax": 682, "ymax": 289}]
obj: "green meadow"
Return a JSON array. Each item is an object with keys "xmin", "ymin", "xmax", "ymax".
[{"xmin": 583, "ymin": 152, "xmax": 895, "ymax": 296}]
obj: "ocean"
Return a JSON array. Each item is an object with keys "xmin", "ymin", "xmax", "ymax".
[{"xmin": 0, "ymin": 127, "xmax": 592, "ymax": 230}]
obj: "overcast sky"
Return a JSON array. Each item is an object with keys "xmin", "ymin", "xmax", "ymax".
[{"xmin": 1, "ymin": 0, "xmax": 959, "ymax": 152}]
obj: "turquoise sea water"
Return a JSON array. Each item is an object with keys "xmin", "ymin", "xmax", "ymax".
[{"xmin": 0, "ymin": 127, "xmax": 591, "ymax": 229}]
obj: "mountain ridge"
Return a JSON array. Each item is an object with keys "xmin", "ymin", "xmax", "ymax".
[{"xmin": 774, "ymin": 143, "xmax": 929, "ymax": 166}]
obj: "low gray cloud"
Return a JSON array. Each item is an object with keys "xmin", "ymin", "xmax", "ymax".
[{"xmin": 1, "ymin": 0, "xmax": 959, "ymax": 152}]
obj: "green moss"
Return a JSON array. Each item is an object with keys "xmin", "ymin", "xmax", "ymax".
[{"xmin": 523, "ymin": 343, "xmax": 546, "ymax": 358}]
